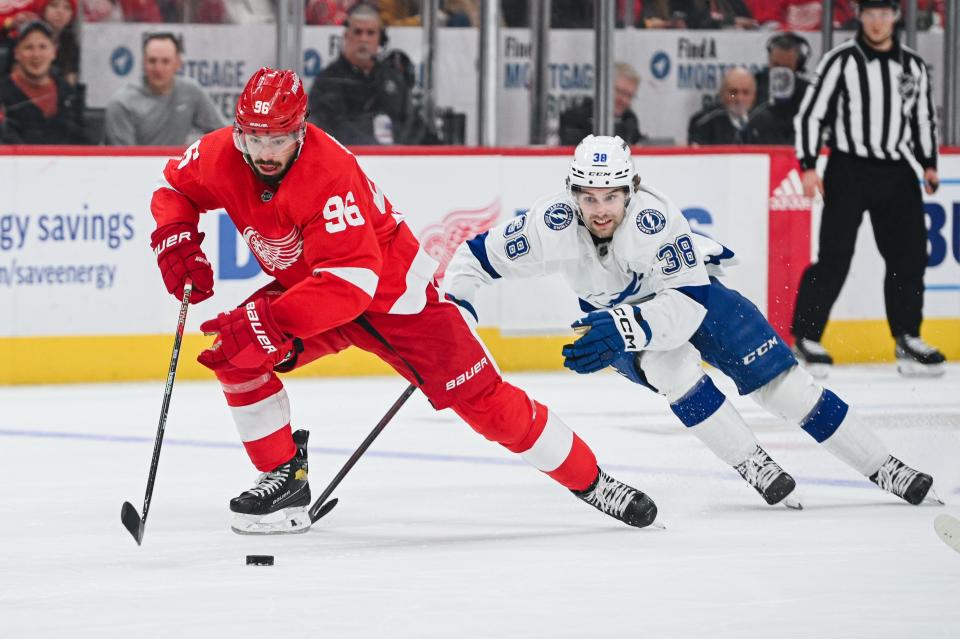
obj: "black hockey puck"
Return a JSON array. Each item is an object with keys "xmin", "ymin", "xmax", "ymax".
[{"xmin": 246, "ymin": 555, "xmax": 274, "ymax": 566}]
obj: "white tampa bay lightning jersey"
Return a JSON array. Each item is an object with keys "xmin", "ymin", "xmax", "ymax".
[{"xmin": 443, "ymin": 182, "xmax": 725, "ymax": 351}]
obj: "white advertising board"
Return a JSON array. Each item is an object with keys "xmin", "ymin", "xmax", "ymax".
[{"xmin": 0, "ymin": 150, "xmax": 769, "ymax": 338}]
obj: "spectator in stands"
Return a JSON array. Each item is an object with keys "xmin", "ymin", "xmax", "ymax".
[
  {"xmin": 221, "ymin": 0, "xmax": 274, "ymax": 23},
  {"xmin": 372, "ymin": 0, "xmax": 479, "ymax": 27},
  {"xmin": 1, "ymin": 0, "xmax": 37, "ymax": 25},
  {"xmin": 39, "ymin": 0, "xmax": 78, "ymax": 85},
  {"xmin": 753, "ymin": 32, "xmax": 809, "ymax": 105},
  {"xmin": 119, "ymin": 0, "xmax": 162, "ymax": 21},
  {"xmin": 305, "ymin": 0, "xmax": 353, "ymax": 25},
  {"xmin": 908, "ymin": 0, "xmax": 945, "ymax": 30},
  {"xmin": 640, "ymin": 1, "xmax": 688, "ymax": 28},
  {"xmin": 443, "ymin": 0, "xmax": 478, "ymax": 26},
  {"xmin": 500, "ymin": 0, "xmax": 525, "ymax": 26},
  {"xmin": 747, "ymin": 33, "xmax": 811, "ymax": 145},
  {"xmin": 84, "ymin": 0, "xmax": 228, "ymax": 22},
  {"xmin": 81, "ymin": 0, "xmax": 165, "ymax": 21},
  {"xmin": 104, "ymin": 32, "xmax": 224, "ymax": 145},
  {"xmin": 0, "ymin": 20, "xmax": 87, "ymax": 143},
  {"xmin": 671, "ymin": 0, "xmax": 758, "ymax": 29},
  {"xmin": 687, "ymin": 67, "xmax": 755, "ymax": 146},
  {"xmin": 154, "ymin": 1, "xmax": 226, "ymax": 23},
  {"xmin": 501, "ymin": 0, "xmax": 653, "ymax": 28},
  {"xmin": 559, "ymin": 61, "xmax": 645, "ymax": 145},
  {"xmin": 744, "ymin": 0, "xmax": 856, "ymax": 31},
  {"xmin": 1, "ymin": 1, "xmax": 39, "ymax": 69},
  {"xmin": 308, "ymin": 2, "xmax": 437, "ymax": 145},
  {"xmin": 550, "ymin": 0, "xmax": 593, "ymax": 27}
]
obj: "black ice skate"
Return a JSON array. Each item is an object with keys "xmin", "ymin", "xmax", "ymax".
[
  {"xmin": 735, "ymin": 445, "xmax": 801, "ymax": 509},
  {"xmin": 230, "ymin": 429, "xmax": 312, "ymax": 535},
  {"xmin": 572, "ymin": 468, "xmax": 658, "ymax": 528},
  {"xmin": 869, "ymin": 454, "xmax": 941, "ymax": 506},
  {"xmin": 792, "ymin": 338, "xmax": 832, "ymax": 379},
  {"xmin": 895, "ymin": 335, "xmax": 946, "ymax": 378}
]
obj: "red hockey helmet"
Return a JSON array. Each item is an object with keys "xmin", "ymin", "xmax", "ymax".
[
  {"xmin": 234, "ymin": 67, "xmax": 308, "ymax": 170},
  {"xmin": 235, "ymin": 67, "xmax": 307, "ymax": 135}
]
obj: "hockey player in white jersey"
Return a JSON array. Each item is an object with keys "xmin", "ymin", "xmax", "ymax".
[{"xmin": 443, "ymin": 135, "xmax": 939, "ymax": 508}]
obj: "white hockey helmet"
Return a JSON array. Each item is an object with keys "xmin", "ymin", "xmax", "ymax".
[{"xmin": 566, "ymin": 134, "xmax": 637, "ymax": 198}]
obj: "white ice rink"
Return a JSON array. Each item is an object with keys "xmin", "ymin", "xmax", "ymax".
[{"xmin": 2, "ymin": 365, "xmax": 959, "ymax": 638}]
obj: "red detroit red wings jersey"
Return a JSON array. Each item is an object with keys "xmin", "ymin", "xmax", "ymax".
[{"xmin": 151, "ymin": 126, "xmax": 439, "ymax": 337}]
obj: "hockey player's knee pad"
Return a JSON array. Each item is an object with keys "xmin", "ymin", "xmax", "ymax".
[
  {"xmin": 749, "ymin": 365, "xmax": 844, "ymax": 435},
  {"xmin": 638, "ymin": 344, "xmax": 706, "ymax": 403},
  {"xmin": 670, "ymin": 375, "xmax": 726, "ymax": 427}
]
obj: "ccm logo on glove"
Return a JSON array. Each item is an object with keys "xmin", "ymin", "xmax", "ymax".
[{"xmin": 611, "ymin": 306, "xmax": 642, "ymax": 351}]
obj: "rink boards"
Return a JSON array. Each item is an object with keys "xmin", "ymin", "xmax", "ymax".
[{"xmin": 0, "ymin": 145, "xmax": 958, "ymax": 383}]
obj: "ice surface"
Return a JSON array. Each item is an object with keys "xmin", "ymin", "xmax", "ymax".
[{"xmin": 1, "ymin": 365, "xmax": 959, "ymax": 638}]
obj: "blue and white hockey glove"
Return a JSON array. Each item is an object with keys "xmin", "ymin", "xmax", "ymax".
[{"xmin": 562, "ymin": 305, "xmax": 650, "ymax": 374}]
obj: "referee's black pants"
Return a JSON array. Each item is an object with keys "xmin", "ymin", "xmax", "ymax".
[{"xmin": 792, "ymin": 152, "xmax": 928, "ymax": 341}]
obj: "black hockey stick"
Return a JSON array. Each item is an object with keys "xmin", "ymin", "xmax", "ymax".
[
  {"xmin": 309, "ymin": 382, "xmax": 418, "ymax": 523},
  {"xmin": 121, "ymin": 281, "xmax": 193, "ymax": 545}
]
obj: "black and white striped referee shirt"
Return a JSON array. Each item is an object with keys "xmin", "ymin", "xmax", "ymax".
[{"xmin": 794, "ymin": 32, "xmax": 937, "ymax": 171}]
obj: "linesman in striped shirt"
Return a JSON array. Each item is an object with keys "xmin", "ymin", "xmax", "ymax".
[{"xmin": 791, "ymin": 0, "xmax": 946, "ymax": 378}]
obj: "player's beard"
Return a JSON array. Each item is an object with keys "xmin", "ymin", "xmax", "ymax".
[{"xmin": 250, "ymin": 158, "xmax": 292, "ymax": 187}]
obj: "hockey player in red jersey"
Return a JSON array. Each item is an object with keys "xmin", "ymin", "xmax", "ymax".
[{"xmin": 149, "ymin": 67, "xmax": 657, "ymax": 534}]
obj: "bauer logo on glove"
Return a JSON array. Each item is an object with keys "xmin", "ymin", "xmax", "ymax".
[
  {"xmin": 150, "ymin": 223, "xmax": 215, "ymax": 304},
  {"xmin": 198, "ymin": 298, "xmax": 293, "ymax": 371}
]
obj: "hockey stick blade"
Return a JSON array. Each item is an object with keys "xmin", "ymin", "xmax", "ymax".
[
  {"xmin": 308, "ymin": 384, "xmax": 418, "ymax": 524},
  {"xmin": 934, "ymin": 514, "xmax": 960, "ymax": 555},
  {"xmin": 311, "ymin": 498, "xmax": 339, "ymax": 522},
  {"xmin": 121, "ymin": 501, "xmax": 144, "ymax": 545}
]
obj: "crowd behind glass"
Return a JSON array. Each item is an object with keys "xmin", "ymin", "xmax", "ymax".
[{"xmin": 0, "ymin": 0, "xmax": 948, "ymax": 147}]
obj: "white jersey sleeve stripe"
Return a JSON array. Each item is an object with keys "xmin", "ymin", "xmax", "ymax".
[
  {"xmin": 153, "ymin": 173, "xmax": 183, "ymax": 196},
  {"xmin": 312, "ymin": 266, "xmax": 379, "ymax": 298},
  {"xmin": 388, "ymin": 245, "xmax": 440, "ymax": 314}
]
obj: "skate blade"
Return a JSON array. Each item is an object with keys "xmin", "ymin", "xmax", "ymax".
[
  {"xmin": 231, "ymin": 507, "xmax": 312, "ymax": 535},
  {"xmin": 897, "ymin": 360, "xmax": 945, "ymax": 378},
  {"xmin": 782, "ymin": 494, "xmax": 804, "ymax": 510},
  {"xmin": 925, "ymin": 488, "xmax": 945, "ymax": 506},
  {"xmin": 934, "ymin": 514, "xmax": 960, "ymax": 554}
]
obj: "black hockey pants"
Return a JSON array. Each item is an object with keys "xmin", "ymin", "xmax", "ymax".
[{"xmin": 792, "ymin": 152, "xmax": 929, "ymax": 341}]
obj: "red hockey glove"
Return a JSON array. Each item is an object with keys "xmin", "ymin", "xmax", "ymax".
[
  {"xmin": 150, "ymin": 223, "xmax": 214, "ymax": 304},
  {"xmin": 198, "ymin": 298, "xmax": 295, "ymax": 371}
]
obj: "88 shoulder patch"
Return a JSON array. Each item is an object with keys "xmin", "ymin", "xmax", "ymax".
[
  {"xmin": 544, "ymin": 203, "xmax": 574, "ymax": 231},
  {"xmin": 636, "ymin": 208, "xmax": 667, "ymax": 235}
]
